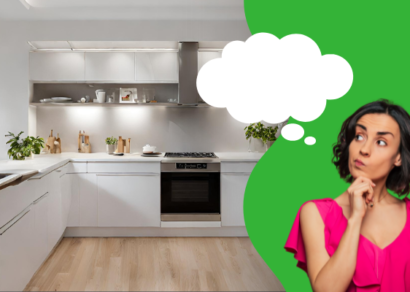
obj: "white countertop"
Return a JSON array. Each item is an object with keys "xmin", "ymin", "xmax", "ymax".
[{"xmin": 0, "ymin": 152, "xmax": 265, "ymax": 187}]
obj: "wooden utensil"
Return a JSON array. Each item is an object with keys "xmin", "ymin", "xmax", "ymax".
[
  {"xmin": 55, "ymin": 133, "xmax": 61, "ymax": 154},
  {"xmin": 46, "ymin": 129, "xmax": 56, "ymax": 154},
  {"xmin": 117, "ymin": 136, "xmax": 124, "ymax": 153},
  {"xmin": 125, "ymin": 138, "xmax": 131, "ymax": 153}
]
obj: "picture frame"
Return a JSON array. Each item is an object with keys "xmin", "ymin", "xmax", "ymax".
[{"xmin": 119, "ymin": 88, "xmax": 137, "ymax": 103}]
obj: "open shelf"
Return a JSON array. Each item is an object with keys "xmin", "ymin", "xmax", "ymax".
[{"xmin": 29, "ymin": 102, "xmax": 211, "ymax": 108}]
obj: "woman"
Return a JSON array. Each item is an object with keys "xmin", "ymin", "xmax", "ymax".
[{"xmin": 284, "ymin": 99, "xmax": 410, "ymax": 292}]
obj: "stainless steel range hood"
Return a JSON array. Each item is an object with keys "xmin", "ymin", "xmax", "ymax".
[{"xmin": 178, "ymin": 42, "xmax": 201, "ymax": 106}]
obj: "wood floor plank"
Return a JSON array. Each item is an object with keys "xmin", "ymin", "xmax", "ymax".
[{"xmin": 24, "ymin": 237, "xmax": 284, "ymax": 292}]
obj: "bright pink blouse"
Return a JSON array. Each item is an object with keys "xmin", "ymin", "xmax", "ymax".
[{"xmin": 284, "ymin": 197, "xmax": 410, "ymax": 292}]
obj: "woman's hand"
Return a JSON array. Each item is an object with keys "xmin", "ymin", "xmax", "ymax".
[{"xmin": 347, "ymin": 176, "xmax": 375, "ymax": 220}]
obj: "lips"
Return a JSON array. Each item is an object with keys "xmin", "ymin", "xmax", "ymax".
[{"xmin": 355, "ymin": 159, "xmax": 365, "ymax": 166}]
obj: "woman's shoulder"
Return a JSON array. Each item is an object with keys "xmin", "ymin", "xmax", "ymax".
[{"xmin": 299, "ymin": 198, "xmax": 337, "ymax": 223}]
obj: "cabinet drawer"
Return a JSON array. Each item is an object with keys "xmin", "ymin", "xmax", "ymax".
[
  {"xmin": 87, "ymin": 162, "xmax": 160, "ymax": 173},
  {"xmin": 0, "ymin": 180, "xmax": 34, "ymax": 228},
  {"xmin": 221, "ymin": 162, "xmax": 257, "ymax": 173}
]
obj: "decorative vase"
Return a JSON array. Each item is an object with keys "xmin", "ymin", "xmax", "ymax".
[
  {"xmin": 25, "ymin": 152, "xmax": 35, "ymax": 160},
  {"xmin": 250, "ymin": 138, "xmax": 265, "ymax": 152},
  {"xmin": 106, "ymin": 144, "xmax": 117, "ymax": 154}
]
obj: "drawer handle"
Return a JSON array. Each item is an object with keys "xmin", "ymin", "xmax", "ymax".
[
  {"xmin": 33, "ymin": 192, "xmax": 49, "ymax": 205},
  {"xmin": 96, "ymin": 173, "xmax": 159, "ymax": 176},
  {"xmin": 0, "ymin": 207, "xmax": 31, "ymax": 236}
]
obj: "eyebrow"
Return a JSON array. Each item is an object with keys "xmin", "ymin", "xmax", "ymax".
[{"xmin": 356, "ymin": 123, "xmax": 395, "ymax": 137}]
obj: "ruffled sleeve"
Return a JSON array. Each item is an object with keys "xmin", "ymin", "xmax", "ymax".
[
  {"xmin": 284, "ymin": 199, "xmax": 333, "ymax": 274},
  {"xmin": 283, "ymin": 201, "xmax": 311, "ymax": 273}
]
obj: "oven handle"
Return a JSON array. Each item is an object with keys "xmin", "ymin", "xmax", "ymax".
[
  {"xmin": 222, "ymin": 172, "xmax": 252, "ymax": 175},
  {"xmin": 96, "ymin": 173, "xmax": 159, "ymax": 176}
]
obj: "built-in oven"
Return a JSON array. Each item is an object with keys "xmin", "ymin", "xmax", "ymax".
[{"xmin": 161, "ymin": 162, "xmax": 220, "ymax": 221}]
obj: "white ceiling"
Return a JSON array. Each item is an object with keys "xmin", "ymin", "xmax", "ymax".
[{"xmin": 0, "ymin": 0, "xmax": 245, "ymax": 21}]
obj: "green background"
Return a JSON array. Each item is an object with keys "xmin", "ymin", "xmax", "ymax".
[{"xmin": 243, "ymin": 0, "xmax": 410, "ymax": 291}]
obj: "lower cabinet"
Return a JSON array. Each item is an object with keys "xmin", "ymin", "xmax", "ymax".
[
  {"xmin": 67, "ymin": 174, "xmax": 98, "ymax": 227},
  {"xmin": 0, "ymin": 207, "xmax": 36, "ymax": 291},
  {"xmin": 97, "ymin": 174, "xmax": 161, "ymax": 227},
  {"xmin": 47, "ymin": 171, "xmax": 64, "ymax": 251},
  {"xmin": 60, "ymin": 173, "xmax": 72, "ymax": 228},
  {"xmin": 221, "ymin": 173, "xmax": 251, "ymax": 227}
]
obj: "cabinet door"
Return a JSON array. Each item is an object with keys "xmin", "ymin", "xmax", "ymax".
[
  {"xmin": 47, "ymin": 171, "xmax": 63, "ymax": 250},
  {"xmin": 67, "ymin": 174, "xmax": 80, "ymax": 227},
  {"xmin": 97, "ymin": 174, "xmax": 160, "ymax": 227},
  {"xmin": 0, "ymin": 207, "xmax": 35, "ymax": 291},
  {"xmin": 221, "ymin": 173, "xmax": 251, "ymax": 227},
  {"xmin": 135, "ymin": 52, "xmax": 178, "ymax": 82},
  {"xmin": 29, "ymin": 52, "xmax": 85, "ymax": 81},
  {"xmin": 85, "ymin": 52, "xmax": 135, "ymax": 81},
  {"xmin": 198, "ymin": 51, "xmax": 222, "ymax": 73},
  {"xmin": 31, "ymin": 193, "xmax": 49, "ymax": 271},
  {"xmin": 60, "ymin": 174, "xmax": 72, "ymax": 228}
]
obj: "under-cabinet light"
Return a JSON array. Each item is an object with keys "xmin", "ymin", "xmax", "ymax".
[{"xmin": 72, "ymin": 48, "xmax": 178, "ymax": 52}]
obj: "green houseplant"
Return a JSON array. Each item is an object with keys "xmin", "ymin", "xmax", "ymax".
[
  {"xmin": 105, "ymin": 136, "xmax": 118, "ymax": 154},
  {"xmin": 244, "ymin": 122, "xmax": 278, "ymax": 152},
  {"xmin": 5, "ymin": 131, "xmax": 45, "ymax": 160}
]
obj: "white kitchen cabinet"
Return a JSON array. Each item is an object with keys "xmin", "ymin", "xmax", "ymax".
[
  {"xmin": 97, "ymin": 174, "xmax": 160, "ymax": 227},
  {"xmin": 29, "ymin": 52, "xmax": 85, "ymax": 81},
  {"xmin": 198, "ymin": 51, "xmax": 222, "ymax": 73},
  {"xmin": 30, "ymin": 192, "xmax": 49, "ymax": 273},
  {"xmin": 135, "ymin": 52, "xmax": 178, "ymax": 82},
  {"xmin": 47, "ymin": 171, "xmax": 64, "ymax": 251},
  {"xmin": 67, "ymin": 174, "xmax": 98, "ymax": 227},
  {"xmin": 60, "ymin": 174, "xmax": 72, "ymax": 228},
  {"xmin": 85, "ymin": 52, "xmax": 135, "ymax": 81},
  {"xmin": 221, "ymin": 172, "xmax": 251, "ymax": 227},
  {"xmin": 0, "ymin": 206, "xmax": 36, "ymax": 291}
]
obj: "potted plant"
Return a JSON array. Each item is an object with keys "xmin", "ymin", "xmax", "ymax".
[
  {"xmin": 244, "ymin": 122, "xmax": 278, "ymax": 152},
  {"xmin": 5, "ymin": 131, "xmax": 45, "ymax": 160},
  {"xmin": 105, "ymin": 136, "xmax": 118, "ymax": 154}
]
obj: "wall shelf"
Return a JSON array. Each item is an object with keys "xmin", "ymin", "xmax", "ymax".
[{"xmin": 30, "ymin": 102, "xmax": 211, "ymax": 108}]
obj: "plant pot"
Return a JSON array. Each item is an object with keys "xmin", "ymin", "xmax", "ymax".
[
  {"xmin": 106, "ymin": 144, "xmax": 117, "ymax": 154},
  {"xmin": 250, "ymin": 138, "xmax": 265, "ymax": 153}
]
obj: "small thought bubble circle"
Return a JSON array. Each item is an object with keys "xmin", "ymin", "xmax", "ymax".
[
  {"xmin": 304, "ymin": 136, "xmax": 316, "ymax": 145},
  {"xmin": 281, "ymin": 124, "xmax": 304, "ymax": 141}
]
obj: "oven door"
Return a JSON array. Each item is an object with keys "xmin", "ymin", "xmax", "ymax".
[{"xmin": 161, "ymin": 172, "xmax": 220, "ymax": 214}]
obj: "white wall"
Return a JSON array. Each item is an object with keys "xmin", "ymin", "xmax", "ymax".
[
  {"xmin": 36, "ymin": 106, "xmax": 283, "ymax": 153},
  {"xmin": 0, "ymin": 19, "xmax": 251, "ymax": 159}
]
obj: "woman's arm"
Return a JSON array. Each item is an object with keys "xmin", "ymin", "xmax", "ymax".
[
  {"xmin": 300, "ymin": 176, "xmax": 375, "ymax": 292},
  {"xmin": 300, "ymin": 202, "xmax": 363, "ymax": 292}
]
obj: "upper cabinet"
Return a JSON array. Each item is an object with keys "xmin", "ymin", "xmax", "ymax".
[
  {"xmin": 135, "ymin": 52, "xmax": 178, "ymax": 83},
  {"xmin": 29, "ymin": 52, "xmax": 85, "ymax": 81},
  {"xmin": 198, "ymin": 51, "xmax": 222, "ymax": 73},
  {"xmin": 85, "ymin": 52, "xmax": 135, "ymax": 81}
]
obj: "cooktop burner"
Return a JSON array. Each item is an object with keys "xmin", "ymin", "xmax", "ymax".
[{"xmin": 165, "ymin": 152, "xmax": 218, "ymax": 158}]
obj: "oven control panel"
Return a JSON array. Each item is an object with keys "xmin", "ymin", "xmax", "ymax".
[{"xmin": 176, "ymin": 163, "xmax": 207, "ymax": 169}]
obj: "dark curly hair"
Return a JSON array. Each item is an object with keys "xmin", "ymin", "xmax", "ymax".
[{"xmin": 332, "ymin": 99, "xmax": 410, "ymax": 196}]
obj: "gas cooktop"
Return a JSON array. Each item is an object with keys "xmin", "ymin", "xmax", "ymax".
[{"xmin": 164, "ymin": 152, "xmax": 218, "ymax": 158}]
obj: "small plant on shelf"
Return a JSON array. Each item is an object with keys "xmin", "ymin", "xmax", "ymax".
[
  {"xmin": 105, "ymin": 136, "xmax": 118, "ymax": 154},
  {"xmin": 244, "ymin": 122, "xmax": 279, "ymax": 151},
  {"xmin": 105, "ymin": 136, "xmax": 118, "ymax": 145},
  {"xmin": 5, "ymin": 131, "xmax": 45, "ymax": 160}
]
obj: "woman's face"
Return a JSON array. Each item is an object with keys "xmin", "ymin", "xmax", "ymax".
[{"xmin": 348, "ymin": 113, "xmax": 402, "ymax": 181}]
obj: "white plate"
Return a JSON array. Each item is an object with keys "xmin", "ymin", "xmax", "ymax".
[
  {"xmin": 51, "ymin": 97, "xmax": 71, "ymax": 101},
  {"xmin": 40, "ymin": 99, "xmax": 53, "ymax": 103}
]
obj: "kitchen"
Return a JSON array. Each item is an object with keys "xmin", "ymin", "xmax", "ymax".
[{"xmin": 0, "ymin": 1, "xmax": 286, "ymax": 291}]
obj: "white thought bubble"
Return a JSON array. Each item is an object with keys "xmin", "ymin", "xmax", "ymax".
[{"xmin": 196, "ymin": 33, "xmax": 354, "ymax": 144}]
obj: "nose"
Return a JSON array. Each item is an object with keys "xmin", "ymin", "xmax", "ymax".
[{"xmin": 360, "ymin": 139, "xmax": 371, "ymax": 157}]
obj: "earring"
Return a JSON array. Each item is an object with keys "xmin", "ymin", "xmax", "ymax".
[{"xmin": 370, "ymin": 202, "xmax": 374, "ymax": 208}]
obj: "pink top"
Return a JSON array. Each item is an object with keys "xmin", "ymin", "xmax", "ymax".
[{"xmin": 284, "ymin": 197, "xmax": 410, "ymax": 292}]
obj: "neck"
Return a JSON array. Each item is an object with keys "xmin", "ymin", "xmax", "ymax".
[{"xmin": 371, "ymin": 176, "xmax": 395, "ymax": 205}]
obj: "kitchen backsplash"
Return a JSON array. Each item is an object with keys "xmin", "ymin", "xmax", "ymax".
[{"xmin": 36, "ymin": 106, "xmax": 284, "ymax": 153}]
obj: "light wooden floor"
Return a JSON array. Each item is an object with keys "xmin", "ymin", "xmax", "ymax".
[{"xmin": 24, "ymin": 237, "xmax": 284, "ymax": 291}]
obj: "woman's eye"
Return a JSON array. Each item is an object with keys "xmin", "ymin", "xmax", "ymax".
[
  {"xmin": 378, "ymin": 140, "xmax": 387, "ymax": 146},
  {"xmin": 356, "ymin": 134, "xmax": 363, "ymax": 141}
]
